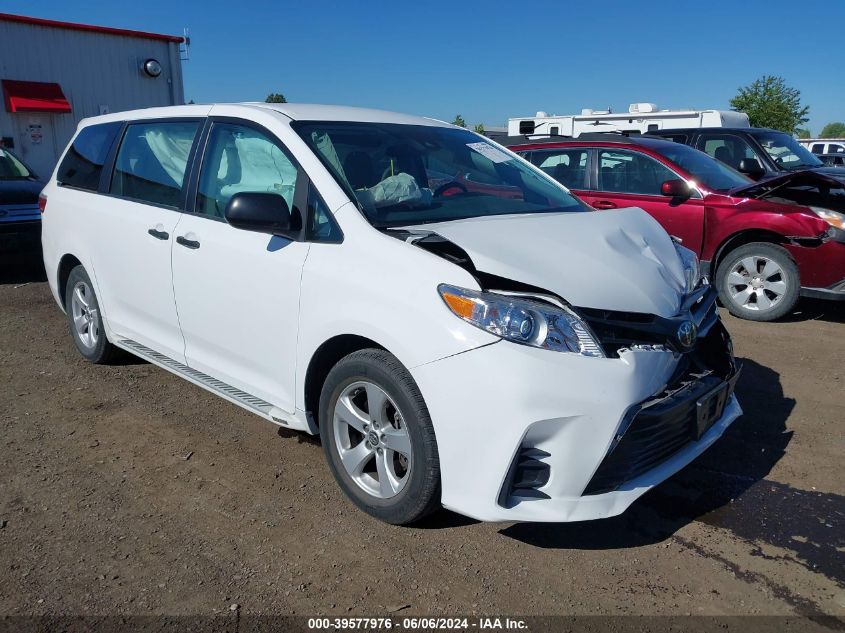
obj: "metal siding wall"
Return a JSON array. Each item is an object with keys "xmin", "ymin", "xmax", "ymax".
[{"xmin": 0, "ymin": 20, "xmax": 185, "ymax": 173}]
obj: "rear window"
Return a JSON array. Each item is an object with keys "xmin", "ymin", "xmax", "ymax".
[{"xmin": 57, "ymin": 122, "xmax": 122, "ymax": 191}]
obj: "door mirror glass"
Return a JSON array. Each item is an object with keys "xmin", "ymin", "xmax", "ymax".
[
  {"xmin": 660, "ymin": 178, "xmax": 691, "ymax": 198},
  {"xmin": 225, "ymin": 192, "xmax": 295, "ymax": 237},
  {"xmin": 738, "ymin": 158, "xmax": 765, "ymax": 179}
]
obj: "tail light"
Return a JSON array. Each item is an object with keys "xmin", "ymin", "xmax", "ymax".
[{"xmin": 38, "ymin": 193, "xmax": 47, "ymax": 213}]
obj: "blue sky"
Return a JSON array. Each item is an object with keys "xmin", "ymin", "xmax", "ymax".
[{"xmin": 4, "ymin": 0, "xmax": 843, "ymax": 134}]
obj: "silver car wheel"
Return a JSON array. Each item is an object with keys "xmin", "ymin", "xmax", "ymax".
[
  {"xmin": 726, "ymin": 255, "xmax": 787, "ymax": 312},
  {"xmin": 332, "ymin": 381, "xmax": 412, "ymax": 499},
  {"xmin": 70, "ymin": 280, "xmax": 99, "ymax": 349}
]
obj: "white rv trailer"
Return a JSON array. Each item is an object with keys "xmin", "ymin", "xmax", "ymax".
[{"xmin": 507, "ymin": 103, "xmax": 750, "ymax": 138}]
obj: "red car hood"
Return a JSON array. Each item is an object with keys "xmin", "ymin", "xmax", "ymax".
[{"xmin": 728, "ymin": 169, "xmax": 843, "ymax": 200}]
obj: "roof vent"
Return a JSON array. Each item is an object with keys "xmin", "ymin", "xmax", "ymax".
[
  {"xmin": 629, "ymin": 103, "xmax": 658, "ymax": 113},
  {"xmin": 581, "ymin": 108, "xmax": 594, "ymax": 115},
  {"xmin": 535, "ymin": 111, "xmax": 548, "ymax": 118}
]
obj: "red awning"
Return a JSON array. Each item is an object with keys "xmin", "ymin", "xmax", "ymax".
[{"xmin": 2, "ymin": 80, "xmax": 71, "ymax": 113}]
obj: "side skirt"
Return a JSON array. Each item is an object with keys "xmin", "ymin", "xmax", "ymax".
[{"xmin": 115, "ymin": 338, "xmax": 316, "ymax": 433}]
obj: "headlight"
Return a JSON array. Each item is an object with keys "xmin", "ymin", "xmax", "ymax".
[
  {"xmin": 438, "ymin": 284, "xmax": 604, "ymax": 357},
  {"xmin": 674, "ymin": 241, "xmax": 701, "ymax": 292},
  {"xmin": 811, "ymin": 207, "xmax": 845, "ymax": 231}
]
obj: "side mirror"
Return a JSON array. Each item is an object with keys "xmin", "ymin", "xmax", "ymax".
[
  {"xmin": 660, "ymin": 179, "xmax": 691, "ymax": 198},
  {"xmin": 224, "ymin": 192, "xmax": 297, "ymax": 237},
  {"xmin": 738, "ymin": 158, "xmax": 765, "ymax": 179}
]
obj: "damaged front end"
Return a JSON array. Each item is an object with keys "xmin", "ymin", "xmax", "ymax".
[{"xmin": 390, "ymin": 216, "xmax": 741, "ymax": 501}]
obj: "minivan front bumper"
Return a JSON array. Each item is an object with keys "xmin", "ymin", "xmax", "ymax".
[{"xmin": 410, "ymin": 320, "xmax": 741, "ymax": 523}]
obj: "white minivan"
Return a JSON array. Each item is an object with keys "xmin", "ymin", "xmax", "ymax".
[{"xmin": 41, "ymin": 103, "xmax": 742, "ymax": 525}]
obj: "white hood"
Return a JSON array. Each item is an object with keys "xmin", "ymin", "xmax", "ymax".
[{"xmin": 403, "ymin": 208, "xmax": 687, "ymax": 318}]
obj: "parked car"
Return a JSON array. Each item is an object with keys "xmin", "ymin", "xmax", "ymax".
[
  {"xmin": 648, "ymin": 127, "xmax": 845, "ymax": 182},
  {"xmin": 818, "ymin": 153, "xmax": 845, "ymax": 167},
  {"xmin": 804, "ymin": 140, "xmax": 845, "ymax": 155},
  {"xmin": 41, "ymin": 104, "xmax": 742, "ymax": 525},
  {"xmin": 510, "ymin": 134, "xmax": 845, "ymax": 321},
  {"xmin": 0, "ymin": 146, "xmax": 43, "ymax": 251}
]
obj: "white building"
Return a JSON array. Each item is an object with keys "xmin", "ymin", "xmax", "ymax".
[{"xmin": 0, "ymin": 12, "xmax": 186, "ymax": 178}]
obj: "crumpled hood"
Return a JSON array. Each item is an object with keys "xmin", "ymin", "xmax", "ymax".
[
  {"xmin": 729, "ymin": 169, "xmax": 843, "ymax": 198},
  {"xmin": 400, "ymin": 208, "xmax": 687, "ymax": 318}
]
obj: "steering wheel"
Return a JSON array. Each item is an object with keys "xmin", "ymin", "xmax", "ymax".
[{"xmin": 433, "ymin": 181, "xmax": 468, "ymax": 197}]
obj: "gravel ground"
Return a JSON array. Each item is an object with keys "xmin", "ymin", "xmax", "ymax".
[{"xmin": 1, "ymin": 250, "xmax": 843, "ymax": 620}]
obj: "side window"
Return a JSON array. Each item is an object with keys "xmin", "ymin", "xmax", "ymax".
[
  {"xmin": 306, "ymin": 182, "xmax": 342, "ymax": 242},
  {"xmin": 811, "ymin": 143, "xmax": 824, "ymax": 154},
  {"xmin": 697, "ymin": 133, "xmax": 761, "ymax": 170},
  {"xmin": 661, "ymin": 133, "xmax": 688, "ymax": 144},
  {"xmin": 528, "ymin": 149, "xmax": 588, "ymax": 189},
  {"xmin": 196, "ymin": 122, "xmax": 299, "ymax": 219},
  {"xmin": 57, "ymin": 122, "xmax": 122, "ymax": 191},
  {"xmin": 830, "ymin": 143, "xmax": 845, "ymax": 154},
  {"xmin": 597, "ymin": 149, "xmax": 677, "ymax": 196},
  {"xmin": 110, "ymin": 121, "xmax": 199, "ymax": 207}
]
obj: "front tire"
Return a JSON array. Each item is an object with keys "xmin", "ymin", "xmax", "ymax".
[
  {"xmin": 716, "ymin": 242, "xmax": 799, "ymax": 322},
  {"xmin": 64, "ymin": 265, "xmax": 120, "ymax": 363},
  {"xmin": 319, "ymin": 349, "xmax": 440, "ymax": 525}
]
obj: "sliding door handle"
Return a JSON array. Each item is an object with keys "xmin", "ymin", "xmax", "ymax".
[
  {"xmin": 147, "ymin": 228, "xmax": 169, "ymax": 240},
  {"xmin": 176, "ymin": 235, "xmax": 201, "ymax": 250}
]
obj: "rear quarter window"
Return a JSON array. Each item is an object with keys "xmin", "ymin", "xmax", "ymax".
[{"xmin": 57, "ymin": 122, "xmax": 122, "ymax": 191}]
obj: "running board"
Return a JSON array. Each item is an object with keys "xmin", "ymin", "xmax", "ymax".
[{"xmin": 117, "ymin": 338, "xmax": 313, "ymax": 432}]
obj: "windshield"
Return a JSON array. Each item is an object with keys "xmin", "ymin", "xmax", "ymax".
[
  {"xmin": 656, "ymin": 142, "xmax": 751, "ymax": 192},
  {"xmin": 0, "ymin": 148, "xmax": 33, "ymax": 180},
  {"xmin": 293, "ymin": 122, "xmax": 587, "ymax": 227},
  {"xmin": 753, "ymin": 131, "xmax": 823, "ymax": 170}
]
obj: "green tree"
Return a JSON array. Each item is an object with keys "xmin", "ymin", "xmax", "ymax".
[
  {"xmin": 474, "ymin": 123, "xmax": 485, "ymax": 134},
  {"xmin": 452, "ymin": 114, "xmax": 467, "ymax": 128},
  {"xmin": 820, "ymin": 122, "xmax": 845, "ymax": 138},
  {"xmin": 265, "ymin": 93, "xmax": 287, "ymax": 103},
  {"xmin": 729, "ymin": 75, "xmax": 809, "ymax": 133},
  {"xmin": 796, "ymin": 128, "xmax": 811, "ymax": 139}
]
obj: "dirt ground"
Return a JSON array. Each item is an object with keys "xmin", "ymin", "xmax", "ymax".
[{"xmin": 1, "ymin": 249, "xmax": 843, "ymax": 620}]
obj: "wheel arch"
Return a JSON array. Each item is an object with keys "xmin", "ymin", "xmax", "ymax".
[
  {"xmin": 712, "ymin": 229, "xmax": 793, "ymax": 276},
  {"xmin": 303, "ymin": 334, "xmax": 387, "ymax": 429},
  {"xmin": 57, "ymin": 254, "xmax": 84, "ymax": 310}
]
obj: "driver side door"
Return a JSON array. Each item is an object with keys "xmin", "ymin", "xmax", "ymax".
[{"xmin": 171, "ymin": 119, "xmax": 310, "ymax": 412}]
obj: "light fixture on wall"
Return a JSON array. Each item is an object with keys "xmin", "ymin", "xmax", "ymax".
[{"xmin": 142, "ymin": 58, "xmax": 162, "ymax": 78}]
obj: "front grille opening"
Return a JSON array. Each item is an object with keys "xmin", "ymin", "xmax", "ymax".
[
  {"xmin": 582, "ymin": 321, "xmax": 737, "ymax": 496},
  {"xmin": 498, "ymin": 447, "xmax": 551, "ymax": 508}
]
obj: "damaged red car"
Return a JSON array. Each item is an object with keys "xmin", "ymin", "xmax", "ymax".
[{"xmin": 510, "ymin": 134, "xmax": 845, "ymax": 321}]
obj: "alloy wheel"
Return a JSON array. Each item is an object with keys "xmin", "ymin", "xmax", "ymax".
[
  {"xmin": 726, "ymin": 255, "xmax": 787, "ymax": 312},
  {"xmin": 70, "ymin": 280, "xmax": 99, "ymax": 349},
  {"xmin": 332, "ymin": 381, "xmax": 412, "ymax": 499}
]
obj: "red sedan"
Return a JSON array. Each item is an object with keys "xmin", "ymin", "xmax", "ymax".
[{"xmin": 510, "ymin": 134, "xmax": 845, "ymax": 321}]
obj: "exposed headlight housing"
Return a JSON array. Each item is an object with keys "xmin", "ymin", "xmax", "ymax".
[
  {"xmin": 811, "ymin": 207, "xmax": 845, "ymax": 231},
  {"xmin": 438, "ymin": 284, "xmax": 604, "ymax": 357},
  {"xmin": 674, "ymin": 241, "xmax": 701, "ymax": 293}
]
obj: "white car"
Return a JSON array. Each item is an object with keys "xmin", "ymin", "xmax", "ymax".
[{"xmin": 40, "ymin": 103, "xmax": 742, "ymax": 525}]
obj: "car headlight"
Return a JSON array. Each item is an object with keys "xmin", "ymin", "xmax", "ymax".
[
  {"xmin": 438, "ymin": 284, "xmax": 604, "ymax": 357},
  {"xmin": 811, "ymin": 207, "xmax": 845, "ymax": 231},
  {"xmin": 674, "ymin": 241, "xmax": 701, "ymax": 292}
]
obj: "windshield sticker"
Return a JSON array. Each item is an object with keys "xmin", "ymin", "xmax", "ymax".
[{"xmin": 466, "ymin": 142, "xmax": 512, "ymax": 164}]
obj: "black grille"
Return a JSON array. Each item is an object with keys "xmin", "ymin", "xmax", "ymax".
[
  {"xmin": 583, "ymin": 320, "xmax": 738, "ymax": 496},
  {"xmin": 579, "ymin": 284, "xmax": 719, "ymax": 357}
]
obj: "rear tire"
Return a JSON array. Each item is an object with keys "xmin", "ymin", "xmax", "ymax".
[
  {"xmin": 716, "ymin": 242, "xmax": 799, "ymax": 322},
  {"xmin": 64, "ymin": 265, "xmax": 121, "ymax": 364},
  {"xmin": 319, "ymin": 348, "xmax": 441, "ymax": 525}
]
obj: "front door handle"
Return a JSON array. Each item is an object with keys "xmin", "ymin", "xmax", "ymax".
[
  {"xmin": 593, "ymin": 200, "xmax": 618, "ymax": 209},
  {"xmin": 147, "ymin": 228, "xmax": 169, "ymax": 240},
  {"xmin": 176, "ymin": 235, "xmax": 201, "ymax": 249}
]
